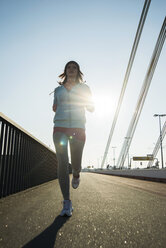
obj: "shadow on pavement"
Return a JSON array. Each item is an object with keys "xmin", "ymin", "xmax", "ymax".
[{"xmin": 23, "ymin": 215, "xmax": 70, "ymax": 248}]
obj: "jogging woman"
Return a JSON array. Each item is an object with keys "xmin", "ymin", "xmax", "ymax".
[{"xmin": 52, "ymin": 61, "xmax": 94, "ymax": 216}]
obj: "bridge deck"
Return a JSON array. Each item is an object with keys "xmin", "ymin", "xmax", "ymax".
[{"xmin": 0, "ymin": 173, "xmax": 166, "ymax": 248}]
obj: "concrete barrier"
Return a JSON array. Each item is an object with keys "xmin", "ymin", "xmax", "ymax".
[{"xmin": 88, "ymin": 169, "xmax": 166, "ymax": 183}]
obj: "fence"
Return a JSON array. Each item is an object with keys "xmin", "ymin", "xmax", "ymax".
[{"xmin": 0, "ymin": 113, "xmax": 59, "ymax": 198}]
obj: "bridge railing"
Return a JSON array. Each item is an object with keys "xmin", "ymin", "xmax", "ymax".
[{"xmin": 0, "ymin": 112, "xmax": 58, "ymax": 198}]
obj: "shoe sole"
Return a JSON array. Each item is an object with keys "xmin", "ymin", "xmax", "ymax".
[
  {"xmin": 72, "ymin": 180, "xmax": 80, "ymax": 189},
  {"xmin": 72, "ymin": 185, "xmax": 79, "ymax": 189},
  {"xmin": 60, "ymin": 208, "xmax": 74, "ymax": 217}
]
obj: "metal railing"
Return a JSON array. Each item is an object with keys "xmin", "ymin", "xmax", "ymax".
[{"xmin": 0, "ymin": 113, "xmax": 59, "ymax": 198}]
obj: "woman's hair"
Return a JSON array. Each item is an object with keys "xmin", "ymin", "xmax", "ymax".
[{"xmin": 58, "ymin": 61, "xmax": 84, "ymax": 85}]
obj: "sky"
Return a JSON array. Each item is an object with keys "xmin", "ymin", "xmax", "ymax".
[{"xmin": 0, "ymin": 0, "xmax": 166, "ymax": 169}]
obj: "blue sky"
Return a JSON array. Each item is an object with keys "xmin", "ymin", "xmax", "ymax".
[{"xmin": 0, "ymin": 0, "xmax": 166, "ymax": 168}]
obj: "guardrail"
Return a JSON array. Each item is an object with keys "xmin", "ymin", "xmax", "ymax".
[{"xmin": 0, "ymin": 113, "xmax": 59, "ymax": 198}]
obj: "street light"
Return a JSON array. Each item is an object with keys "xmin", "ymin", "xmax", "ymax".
[
  {"xmin": 125, "ymin": 137, "xmax": 131, "ymax": 169},
  {"xmin": 112, "ymin": 146, "xmax": 116, "ymax": 167},
  {"xmin": 154, "ymin": 114, "xmax": 166, "ymax": 169}
]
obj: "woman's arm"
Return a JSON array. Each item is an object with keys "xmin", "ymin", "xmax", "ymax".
[
  {"xmin": 52, "ymin": 104, "xmax": 57, "ymax": 112},
  {"xmin": 53, "ymin": 88, "xmax": 58, "ymax": 112},
  {"xmin": 83, "ymin": 85, "xmax": 95, "ymax": 112},
  {"xmin": 86, "ymin": 104, "xmax": 94, "ymax": 112}
]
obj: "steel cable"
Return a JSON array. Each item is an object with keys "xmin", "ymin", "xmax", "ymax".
[
  {"xmin": 117, "ymin": 17, "xmax": 166, "ymax": 168},
  {"xmin": 147, "ymin": 120, "xmax": 166, "ymax": 168},
  {"xmin": 101, "ymin": 0, "xmax": 151, "ymax": 168}
]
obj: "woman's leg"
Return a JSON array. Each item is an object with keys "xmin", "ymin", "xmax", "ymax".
[
  {"xmin": 69, "ymin": 136, "xmax": 85, "ymax": 177},
  {"xmin": 53, "ymin": 132, "xmax": 70, "ymax": 200}
]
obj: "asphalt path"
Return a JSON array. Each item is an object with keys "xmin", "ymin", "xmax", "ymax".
[{"xmin": 0, "ymin": 173, "xmax": 166, "ymax": 248}]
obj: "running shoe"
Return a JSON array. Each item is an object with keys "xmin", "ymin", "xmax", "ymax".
[
  {"xmin": 60, "ymin": 200, "xmax": 73, "ymax": 217},
  {"xmin": 72, "ymin": 175, "xmax": 80, "ymax": 189}
]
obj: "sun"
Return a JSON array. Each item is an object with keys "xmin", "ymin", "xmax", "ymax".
[{"xmin": 93, "ymin": 93, "xmax": 116, "ymax": 118}]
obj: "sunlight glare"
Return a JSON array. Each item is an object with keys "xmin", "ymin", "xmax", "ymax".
[{"xmin": 93, "ymin": 94, "xmax": 116, "ymax": 118}]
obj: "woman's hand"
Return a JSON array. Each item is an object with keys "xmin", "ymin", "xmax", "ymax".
[
  {"xmin": 52, "ymin": 104, "xmax": 57, "ymax": 112},
  {"xmin": 86, "ymin": 104, "xmax": 95, "ymax": 112}
]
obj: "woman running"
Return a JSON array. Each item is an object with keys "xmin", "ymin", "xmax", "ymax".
[{"xmin": 52, "ymin": 61, "xmax": 94, "ymax": 216}]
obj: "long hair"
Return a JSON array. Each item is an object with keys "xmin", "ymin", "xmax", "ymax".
[{"xmin": 58, "ymin": 61, "xmax": 84, "ymax": 85}]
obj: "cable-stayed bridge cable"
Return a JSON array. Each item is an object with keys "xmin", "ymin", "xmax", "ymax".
[
  {"xmin": 117, "ymin": 17, "xmax": 166, "ymax": 168},
  {"xmin": 147, "ymin": 121, "xmax": 166, "ymax": 168},
  {"xmin": 101, "ymin": 0, "xmax": 151, "ymax": 168}
]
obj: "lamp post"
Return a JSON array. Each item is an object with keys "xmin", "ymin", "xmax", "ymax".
[
  {"xmin": 154, "ymin": 114, "xmax": 166, "ymax": 169},
  {"xmin": 125, "ymin": 137, "xmax": 131, "ymax": 168},
  {"xmin": 112, "ymin": 146, "xmax": 116, "ymax": 167}
]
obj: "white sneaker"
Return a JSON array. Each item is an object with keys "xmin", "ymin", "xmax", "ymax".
[
  {"xmin": 60, "ymin": 200, "xmax": 73, "ymax": 217},
  {"xmin": 72, "ymin": 176, "xmax": 80, "ymax": 189}
]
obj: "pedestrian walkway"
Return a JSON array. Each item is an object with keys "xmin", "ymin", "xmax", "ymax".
[{"xmin": 0, "ymin": 173, "xmax": 166, "ymax": 248}]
